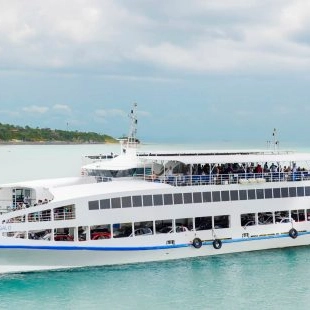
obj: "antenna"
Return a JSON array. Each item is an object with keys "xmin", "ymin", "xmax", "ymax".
[{"xmin": 128, "ymin": 102, "xmax": 138, "ymax": 143}]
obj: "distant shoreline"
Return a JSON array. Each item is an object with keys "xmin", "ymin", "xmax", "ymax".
[{"xmin": 0, "ymin": 141, "xmax": 118, "ymax": 145}]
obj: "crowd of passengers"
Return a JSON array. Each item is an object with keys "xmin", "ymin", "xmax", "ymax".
[{"xmin": 166, "ymin": 162, "xmax": 307, "ymax": 176}]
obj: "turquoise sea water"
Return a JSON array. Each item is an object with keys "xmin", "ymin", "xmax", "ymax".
[{"xmin": 1, "ymin": 143, "xmax": 310, "ymax": 309}]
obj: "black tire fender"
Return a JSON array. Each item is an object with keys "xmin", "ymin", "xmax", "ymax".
[
  {"xmin": 213, "ymin": 239, "xmax": 222, "ymax": 250},
  {"xmin": 289, "ymin": 228, "xmax": 298, "ymax": 239},
  {"xmin": 192, "ymin": 238, "xmax": 202, "ymax": 249}
]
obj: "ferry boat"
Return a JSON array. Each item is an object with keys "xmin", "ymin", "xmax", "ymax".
[{"xmin": 0, "ymin": 111, "xmax": 310, "ymax": 273}]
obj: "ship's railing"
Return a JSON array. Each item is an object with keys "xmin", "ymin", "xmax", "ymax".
[{"xmin": 147, "ymin": 171, "xmax": 310, "ymax": 186}]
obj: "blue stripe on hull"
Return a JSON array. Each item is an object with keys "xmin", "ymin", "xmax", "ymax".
[{"xmin": 0, "ymin": 231, "xmax": 308, "ymax": 251}]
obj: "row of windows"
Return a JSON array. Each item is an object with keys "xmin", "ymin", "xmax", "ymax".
[
  {"xmin": 88, "ymin": 186, "xmax": 310, "ymax": 210},
  {"xmin": 241, "ymin": 208, "xmax": 310, "ymax": 226}
]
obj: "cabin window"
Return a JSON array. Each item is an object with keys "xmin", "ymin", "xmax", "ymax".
[
  {"xmin": 297, "ymin": 187, "xmax": 305, "ymax": 197},
  {"xmin": 143, "ymin": 195, "xmax": 153, "ymax": 207},
  {"xmin": 163, "ymin": 194, "xmax": 173, "ymax": 205},
  {"xmin": 54, "ymin": 205, "xmax": 75, "ymax": 220},
  {"xmin": 281, "ymin": 187, "xmax": 289, "ymax": 198},
  {"xmin": 100, "ymin": 199, "xmax": 110, "ymax": 209},
  {"xmin": 132, "ymin": 195, "xmax": 142, "ymax": 207},
  {"xmin": 183, "ymin": 193, "xmax": 193, "ymax": 204},
  {"xmin": 264, "ymin": 188, "xmax": 273, "ymax": 199},
  {"xmin": 28, "ymin": 210, "xmax": 51, "ymax": 222},
  {"xmin": 275, "ymin": 210, "xmax": 289, "ymax": 222},
  {"xmin": 111, "ymin": 197, "xmax": 121, "ymax": 209},
  {"xmin": 202, "ymin": 192, "xmax": 211, "ymax": 203},
  {"xmin": 230, "ymin": 190, "xmax": 238, "ymax": 201},
  {"xmin": 289, "ymin": 187, "xmax": 297, "ymax": 197},
  {"xmin": 241, "ymin": 213, "xmax": 256, "ymax": 227},
  {"xmin": 256, "ymin": 189, "xmax": 264, "ymax": 200},
  {"xmin": 155, "ymin": 219, "xmax": 173, "ymax": 233},
  {"xmin": 305, "ymin": 186, "xmax": 310, "ymax": 196},
  {"xmin": 173, "ymin": 193, "xmax": 183, "ymax": 204},
  {"xmin": 176, "ymin": 218, "xmax": 193, "ymax": 231},
  {"xmin": 273, "ymin": 188, "xmax": 281, "ymax": 198},
  {"xmin": 307, "ymin": 209, "xmax": 310, "ymax": 221},
  {"xmin": 113, "ymin": 223, "xmax": 132, "ymax": 238},
  {"xmin": 239, "ymin": 190, "xmax": 247, "ymax": 200},
  {"xmin": 54, "ymin": 227, "xmax": 74, "ymax": 241},
  {"xmin": 195, "ymin": 216, "xmax": 212, "ymax": 231},
  {"xmin": 88, "ymin": 200, "xmax": 99, "ymax": 210},
  {"xmin": 291, "ymin": 210, "xmax": 305, "ymax": 222},
  {"xmin": 214, "ymin": 215, "xmax": 230, "ymax": 229},
  {"xmin": 90, "ymin": 225, "xmax": 111, "ymax": 240},
  {"xmin": 133, "ymin": 221, "xmax": 153, "ymax": 236},
  {"xmin": 153, "ymin": 194, "xmax": 163, "ymax": 206},
  {"xmin": 212, "ymin": 191, "xmax": 221, "ymax": 202},
  {"xmin": 258, "ymin": 212, "xmax": 273, "ymax": 225},
  {"xmin": 221, "ymin": 191, "xmax": 229, "ymax": 202},
  {"xmin": 193, "ymin": 192, "xmax": 202, "ymax": 203},
  {"xmin": 121, "ymin": 196, "xmax": 132, "ymax": 208},
  {"xmin": 248, "ymin": 189, "xmax": 256, "ymax": 200}
]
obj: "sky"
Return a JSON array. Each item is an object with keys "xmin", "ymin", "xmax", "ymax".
[{"xmin": 0, "ymin": 0, "xmax": 310, "ymax": 147}]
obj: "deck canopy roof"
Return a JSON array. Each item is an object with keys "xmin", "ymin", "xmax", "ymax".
[{"xmin": 139, "ymin": 151, "xmax": 310, "ymax": 165}]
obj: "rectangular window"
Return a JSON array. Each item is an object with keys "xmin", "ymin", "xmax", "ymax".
[
  {"xmin": 153, "ymin": 194, "xmax": 163, "ymax": 206},
  {"xmin": 132, "ymin": 195, "xmax": 142, "ymax": 207},
  {"xmin": 221, "ymin": 191, "xmax": 230, "ymax": 202},
  {"xmin": 273, "ymin": 188, "xmax": 281, "ymax": 198},
  {"xmin": 183, "ymin": 193, "xmax": 193, "ymax": 204},
  {"xmin": 248, "ymin": 189, "xmax": 256, "ymax": 200},
  {"xmin": 193, "ymin": 192, "xmax": 202, "ymax": 203},
  {"xmin": 305, "ymin": 186, "xmax": 310, "ymax": 196},
  {"xmin": 202, "ymin": 192, "xmax": 211, "ymax": 203},
  {"xmin": 100, "ymin": 199, "xmax": 110, "ymax": 209},
  {"xmin": 241, "ymin": 213, "xmax": 256, "ymax": 227},
  {"xmin": 88, "ymin": 200, "xmax": 99, "ymax": 210},
  {"xmin": 194, "ymin": 216, "xmax": 212, "ymax": 230},
  {"xmin": 143, "ymin": 195, "xmax": 153, "ymax": 207},
  {"xmin": 281, "ymin": 187, "xmax": 289, "ymax": 198},
  {"xmin": 173, "ymin": 193, "xmax": 183, "ymax": 204},
  {"xmin": 163, "ymin": 194, "xmax": 173, "ymax": 205},
  {"xmin": 212, "ymin": 191, "xmax": 221, "ymax": 202},
  {"xmin": 297, "ymin": 187, "xmax": 305, "ymax": 197},
  {"xmin": 256, "ymin": 189, "xmax": 264, "ymax": 199},
  {"xmin": 111, "ymin": 197, "xmax": 121, "ymax": 209},
  {"xmin": 214, "ymin": 215, "xmax": 230, "ymax": 229},
  {"xmin": 121, "ymin": 196, "xmax": 132, "ymax": 208},
  {"xmin": 239, "ymin": 190, "xmax": 247, "ymax": 200},
  {"xmin": 230, "ymin": 190, "xmax": 238, "ymax": 201},
  {"xmin": 264, "ymin": 188, "xmax": 272, "ymax": 199},
  {"xmin": 289, "ymin": 187, "xmax": 297, "ymax": 197}
]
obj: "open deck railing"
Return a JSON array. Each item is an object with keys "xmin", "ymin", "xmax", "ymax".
[{"xmin": 147, "ymin": 171, "xmax": 310, "ymax": 186}]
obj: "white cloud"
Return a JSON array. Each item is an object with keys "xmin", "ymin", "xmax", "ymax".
[
  {"xmin": 53, "ymin": 104, "xmax": 71, "ymax": 113},
  {"xmin": 22, "ymin": 105, "xmax": 49, "ymax": 114},
  {"xmin": 1, "ymin": 0, "xmax": 310, "ymax": 75}
]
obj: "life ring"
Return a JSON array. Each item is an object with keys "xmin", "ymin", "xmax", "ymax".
[
  {"xmin": 192, "ymin": 238, "xmax": 202, "ymax": 249},
  {"xmin": 289, "ymin": 228, "xmax": 298, "ymax": 239},
  {"xmin": 213, "ymin": 239, "xmax": 222, "ymax": 250}
]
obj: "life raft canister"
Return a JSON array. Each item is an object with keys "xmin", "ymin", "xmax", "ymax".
[
  {"xmin": 289, "ymin": 228, "xmax": 298, "ymax": 239},
  {"xmin": 213, "ymin": 239, "xmax": 222, "ymax": 249},
  {"xmin": 192, "ymin": 238, "xmax": 202, "ymax": 249}
]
